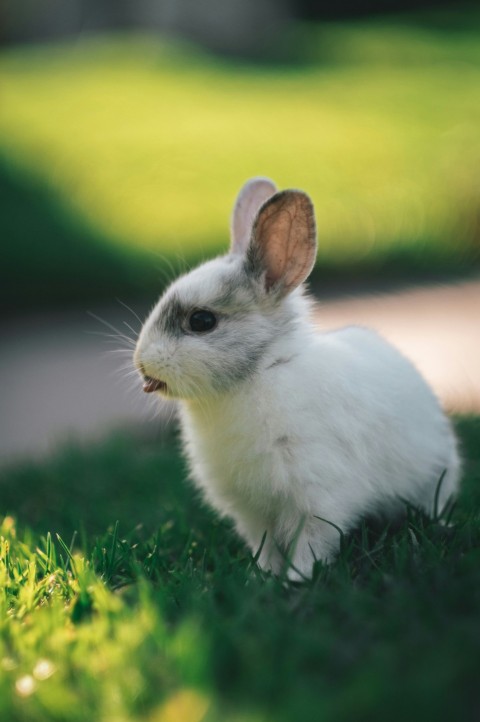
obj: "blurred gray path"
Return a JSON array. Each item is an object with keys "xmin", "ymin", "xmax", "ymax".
[
  {"xmin": 0, "ymin": 280, "xmax": 479, "ymax": 465},
  {"xmin": 315, "ymin": 279, "xmax": 480, "ymax": 415},
  {"xmin": 0, "ymin": 305, "xmax": 175, "ymax": 465}
]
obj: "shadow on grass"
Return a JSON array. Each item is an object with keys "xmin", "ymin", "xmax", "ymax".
[{"xmin": 0, "ymin": 154, "xmax": 166, "ymax": 315}]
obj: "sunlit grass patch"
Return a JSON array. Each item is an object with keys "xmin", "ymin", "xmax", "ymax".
[
  {"xmin": 0, "ymin": 517, "xmax": 216, "ymax": 721},
  {"xmin": 1, "ymin": 12, "xmax": 480, "ymax": 277}
]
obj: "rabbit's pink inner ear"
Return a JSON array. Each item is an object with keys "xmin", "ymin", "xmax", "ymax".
[
  {"xmin": 252, "ymin": 191, "xmax": 317, "ymax": 295},
  {"xmin": 230, "ymin": 177, "xmax": 277, "ymax": 255}
]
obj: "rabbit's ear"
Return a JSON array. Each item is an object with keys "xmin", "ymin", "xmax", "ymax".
[
  {"xmin": 247, "ymin": 190, "xmax": 317, "ymax": 296},
  {"xmin": 230, "ymin": 177, "xmax": 277, "ymax": 255}
]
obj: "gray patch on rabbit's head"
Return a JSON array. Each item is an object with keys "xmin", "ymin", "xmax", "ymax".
[
  {"xmin": 159, "ymin": 293, "xmax": 186, "ymax": 337},
  {"xmin": 155, "ymin": 256, "xmax": 255, "ymax": 332},
  {"xmin": 136, "ymin": 254, "xmax": 289, "ymax": 398}
]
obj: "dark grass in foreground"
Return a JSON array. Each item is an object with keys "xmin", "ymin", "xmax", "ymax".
[{"xmin": 0, "ymin": 417, "xmax": 479, "ymax": 722}]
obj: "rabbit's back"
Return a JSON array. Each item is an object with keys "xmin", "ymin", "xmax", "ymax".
[{"xmin": 303, "ymin": 325, "xmax": 460, "ymax": 516}]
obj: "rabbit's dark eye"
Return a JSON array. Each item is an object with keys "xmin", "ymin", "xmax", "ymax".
[{"xmin": 188, "ymin": 309, "xmax": 217, "ymax": 333}]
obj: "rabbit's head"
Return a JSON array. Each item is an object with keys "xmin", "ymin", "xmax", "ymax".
[{"xmin": 134, "ymin": 178, "xmax": 317, "ymax": 400}]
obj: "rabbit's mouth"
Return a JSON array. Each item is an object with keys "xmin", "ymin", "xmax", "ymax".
[{"xmin": 143, "ymin": 376, "xmax": 168, "ymax": 394}]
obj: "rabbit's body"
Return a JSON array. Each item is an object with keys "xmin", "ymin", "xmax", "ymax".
[
  {"xmin": 180, "ymin": 293, "xmax": 459, "ymax": 577},
  {"xmin": 135, "ymin": 177, "xmax": 460, "ymax": 579}
]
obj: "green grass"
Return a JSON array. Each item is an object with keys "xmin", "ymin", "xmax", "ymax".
[
  {"xmin": 2, "ymin": 8, "xmax": 480, "ymax": 311},
  {"xmin": 0, "ymin": 417, "xmax": 479, "ymax": 722}
]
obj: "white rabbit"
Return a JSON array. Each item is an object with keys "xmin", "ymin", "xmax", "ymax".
[{"xmin": 134, "ymin": 177, "xmax": 461, "ymax": 580}]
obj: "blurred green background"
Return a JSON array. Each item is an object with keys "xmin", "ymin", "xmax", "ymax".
[{"xmin": 2, "ymin": 3, "xmax": 480, "ymax": 314}]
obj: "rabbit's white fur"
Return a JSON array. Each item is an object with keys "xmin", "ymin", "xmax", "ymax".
[{"xmin": 134, "ymin": 177, "xmax": 460, "ymax": 580}]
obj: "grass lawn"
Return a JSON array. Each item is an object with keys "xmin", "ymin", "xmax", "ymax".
[
  {"xmin": 0, "ymin": 416, "xmax": 479, "ymax": 721},
  {"xmin": 2, "ymin": 7, "xmax": 480, "ymax": 311}
]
